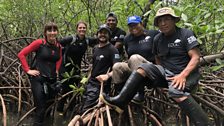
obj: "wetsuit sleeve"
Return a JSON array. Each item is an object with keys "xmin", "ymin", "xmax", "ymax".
[
  {"xmin": 56, "ymin": 44, "xmax": 62, "ymax": 72},
  {"xmin": 58, "ymin": 36, "xmax": 73, "ymax": 47},
  {"xmin": 88, "ymin": 37, "xmax": 98, "ymax": 47},
  {"xmin": 17, "ymin": 39, "xmax": 43, "ymax": 72}
]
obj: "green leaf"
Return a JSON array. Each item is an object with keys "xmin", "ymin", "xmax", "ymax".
[
  {"xmin": 215, "ymin": 58, "xmax": 223, "ymax": 65},
  {"xmin": 143, "ymin": 10, "xmax": 152, "ymax": 17},
  {"xmin": 215, "ymin": 29, "xmax": 223, "ymax": 34},
  {"xmin": 80, "ymin": 77, "xmax": 88, "ymax": 84},
  {"xmin": 60, "ymin": 79, "xmax": 68, "ymax": 84},
  {"xmin": 181, "ymin": 13, "xmax": 188, "ymax": 22},
  {"xmin": 70, "ymin": 68, "xmax": 74, "ymax": 76},
  {"xmin": 184, "ymin": 22, "xmax": 193, "ymax": 27},
  {"xmin": 62, "ymin": 72, "xmax": 70, "ymax": 78},
  {"xmin": 197, "ymin": 38, "xmax": 203, "ymax": 44},
  {"xmin": 69, "ymin": 84, "xmax": 77, "ymax": 89},
  {"xmin": 65, "ymin": 63, "xmax": 71, "ymax": 67},
  {"xmin": 211, "ymin": 64, "xmax": 224, "ymax": 71},
  {"xmin": 204, "ymin": 13, "xmax": 211, "ymax": 19}
]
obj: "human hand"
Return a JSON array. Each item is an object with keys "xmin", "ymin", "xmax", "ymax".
[
  {"xmin": 27, "ymin": 70, "xmax": 40, "ymax": 76},
  {"xmin": 167, "ymin": 74, "xmax": 186, "ymax": 90},
  {"xmin": 96, "ymin": 74, "xmax": 110, "ymax": 83}
]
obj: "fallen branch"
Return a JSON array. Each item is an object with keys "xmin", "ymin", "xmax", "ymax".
[{"xmin": 200, "ymin": 50, "xmax": 224, "ymax": 65}]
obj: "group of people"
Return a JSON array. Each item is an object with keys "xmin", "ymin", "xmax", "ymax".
[{"xmin": 18, "ymin": 7, "xmax": 211, "ymax": 126}]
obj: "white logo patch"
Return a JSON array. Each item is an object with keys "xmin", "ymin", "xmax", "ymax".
[
  {"xmin": 100, "ymin": 55, "xmax": 104, "ymax": 59},
  {"xmin": 114, "ymin": 36, "xmax": 118, "ymax": 39},
  {"xmin": 139, "ymin": 36, "xmax": 151, "ymax": 44},
  {"xmin": 145, "ymin": 36, "xmax": 151, "ymax": 40},
  {"xmin": 174, "ymin": 39, "xmax": 181, "ymax": 43},
  {"xmin": 114, "ymin": 54, "xmax": 120, "ymax": 59},
  {"xmin": 187, "ymin": 36, "xmax": 197, "ymax": 44}
]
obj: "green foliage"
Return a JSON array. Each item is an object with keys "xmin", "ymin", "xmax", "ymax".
[
  {"xmin": 173, "ymin": 1, "xmax": 224, "ymax": 55},
  {"xmin": 61, "ymin": 58, "xmax": 86, "ymax": 95},
  {"xmin": 211, "ymin": 58, "xmax": 224, "ymax": 71},
  {"xmin": 145, "ymin": 0, "xmax": 224, "ymax": 55},
  {"xmin": 0, "ymin": 0, "xmax": 223, "ymax": 54},
  {"xmin": 69, "ymin": 83, "xmax": 85, "ymax": 96}
]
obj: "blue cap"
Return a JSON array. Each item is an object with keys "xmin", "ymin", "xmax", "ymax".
[{"xmin": 127, "ymin": 16, "xmax": 142, "ymax": 25}]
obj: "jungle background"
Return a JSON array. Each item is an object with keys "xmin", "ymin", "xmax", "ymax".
[{"xmin": 0, "ymin": 0, "xmax": 224, "ymax": 126}]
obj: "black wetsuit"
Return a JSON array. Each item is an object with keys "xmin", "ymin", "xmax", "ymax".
[{"xmin": 57, "ymin": 35, "xmax": 97, "ymax": 112}]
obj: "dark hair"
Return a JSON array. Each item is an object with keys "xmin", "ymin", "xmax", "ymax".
[
  {"xmin": 97, "ymin": 24, "xmax": 111, "ymax": 36},
  {"xmin": 44, "ymin": 22, "xmax": 58, "ymax": 39},
  {"xmin": 106, "ymin": 12, "xmax": 118, "ymax": 22},
  {"xmin": 76, "ymin": 21, "xmax": 87, "ymax": 29}
]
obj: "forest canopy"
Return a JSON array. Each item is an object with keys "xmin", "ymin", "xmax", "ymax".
[{"xmin": 0, "ymin": 0, "xmax": 223, "ymax": 55}]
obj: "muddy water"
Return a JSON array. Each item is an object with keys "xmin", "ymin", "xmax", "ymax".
[{"xmin": 1, "ymin": 110, "xmax": 72, "ymax": 126}]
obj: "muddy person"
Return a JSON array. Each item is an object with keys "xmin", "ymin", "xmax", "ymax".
[{"xmin": 100, "ymin": 7, "xmax": 211, "ymax": 126}]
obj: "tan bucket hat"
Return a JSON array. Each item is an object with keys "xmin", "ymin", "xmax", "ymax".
[{"xmin": 154, "ymin": 7, "xmax": 180, "ymax": 26}]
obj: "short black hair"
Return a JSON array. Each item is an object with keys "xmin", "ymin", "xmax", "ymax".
[{"xmin": 106, "ymin": 12, "xmax": 117, "ymax": 21}]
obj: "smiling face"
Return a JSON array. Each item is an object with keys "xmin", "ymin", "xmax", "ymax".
[
  {"xmin": 44, "ymin": 22, "xmax": 58, "ymax": 44},
  {"xmin": 106, "ymin": 16, "xmax": 117, "ymax": 30},
  {"xmin": 76, "ymin": 22, "xmax": 87, "ymax": 39},
  {"xmin": 157, "ymin": 15, "xmax": 176, "ymax": 36},
  {"xmin": 97, "ymin": 29, "xmax": 110, "ymax": 43},
  {"xmin": 46, "ymin": 28, "xmax": 58, "ymax": 43},
  {"xmin": 128, "ymin": 23, "xmax": 144, "ymax": 36}
]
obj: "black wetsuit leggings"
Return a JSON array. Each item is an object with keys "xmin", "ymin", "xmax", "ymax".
[{"xmin": 30, "ymin": 76, "xmax": 56, "ymax": 125}]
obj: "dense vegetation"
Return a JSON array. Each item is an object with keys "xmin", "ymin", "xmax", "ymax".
[
  {"xmin": 0, "ymin": 0, "xmax": 223, "ymax": 54},
  {"xmin": 0, "ymin": 0, "xmax": 223, "ymax": 125}
]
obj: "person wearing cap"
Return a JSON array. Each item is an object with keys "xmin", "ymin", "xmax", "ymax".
[
  {"xmin": 100, "ymin": 7, "xmax": 211, "ymax": 125},
  {"xmin": 99, "ymin": 15, "xmax": 159, "ymax": 104},
  {"xmin": 81, "ymin": 24, "xmax": 121, "ymax": 112},
  {"xmin": 106, "ymin": 12, "xmax": 126, "ymax": 57}
]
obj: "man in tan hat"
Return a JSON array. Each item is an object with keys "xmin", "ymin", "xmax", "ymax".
[{"xmin": 101, "ymin": 7, "xmax": 211, "ymax": 125}]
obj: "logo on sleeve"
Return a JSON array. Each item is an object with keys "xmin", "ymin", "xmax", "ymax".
[
  {"xmin": 187, "ymin": 36, "xmax": 197, "ymax": 44},
  {"xmin": 114, "ymin": 54, "xmax": 120, "ymax": 59},
  {"xmin": 119, "ymin": 35, "xmax": 125, "ymax": 39}
]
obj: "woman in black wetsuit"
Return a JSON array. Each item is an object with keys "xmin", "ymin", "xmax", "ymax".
[
  {"xmin": 18, "ymin": 22, "xmax": 62, "ymax": 126},
  {"xmin": 57, "ymin": 21, "xmax": 96, "ymax": 114}
]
